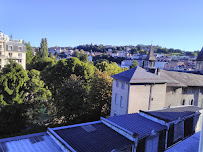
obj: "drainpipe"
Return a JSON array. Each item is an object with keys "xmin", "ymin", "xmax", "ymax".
[{"xmin": 148, "ymin": 84, "xmax": 152, "ymax": 110}]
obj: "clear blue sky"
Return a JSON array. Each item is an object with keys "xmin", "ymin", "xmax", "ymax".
[{"xmin": 1, "ymin": 0, "xmax": 203, "ymax": 51}]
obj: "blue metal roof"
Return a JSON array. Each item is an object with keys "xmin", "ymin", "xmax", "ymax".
[
  {"xmin": 53, "ymin": 121, "xmax": 133, "ymax": 152},
  {"xmin": 141, "ymin": 106, "xmax": 202, "ymax": 122},
  {"xmin": 0, "ymin": 132, "xmax": 63, "ymax": 152},
  {"xmin": 106, "ymin": 113, "xmax": 167, "ymax": 140}
]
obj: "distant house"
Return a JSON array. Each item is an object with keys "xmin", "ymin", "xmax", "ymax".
[{"xmin": 0, "ymin": 31, "xmax": 27, "ymax": 69}]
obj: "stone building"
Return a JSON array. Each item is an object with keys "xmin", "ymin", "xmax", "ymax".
[
  {"xmin": 110, "ymin": 47, "xmax": 203, "ymax": 116},
  {"xmin": 0, "ymin": 31, "xmax": 26, "ymax": 69}
]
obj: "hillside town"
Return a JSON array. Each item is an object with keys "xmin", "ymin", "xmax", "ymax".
[{"xmin": 1, "ymin": 0, "xmax": 203, "ymax": 152}]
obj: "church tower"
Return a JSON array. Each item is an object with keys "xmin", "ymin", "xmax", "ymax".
[
  {"xmin": 143, "ymin": 45, "xmax": 156, "ymax": 70},
  {"xmin": 196, "ymin": 47, "xmax": 203, "ymax": 73}
]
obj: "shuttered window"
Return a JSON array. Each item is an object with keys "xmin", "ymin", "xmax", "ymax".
[
  {"xmin": 145, "ymin": 136, "xmax": 159, "ymax": 152},
  {"xmin": 174, "ymin": 121, "xmax": 183, "ymax": 142}
]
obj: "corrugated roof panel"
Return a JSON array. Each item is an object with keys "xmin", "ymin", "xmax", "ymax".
[
  {"xmin": 54, "ymin": 122, "xmax": 133, "ymax": 152},
  {"xmin": 106, "ymin": 113, "xmax": 167, "ymax": 140},
  {"xmin": 0, "ymin": 133, "xmax": 63, "ymax": 152},
  {"xmin": 142, "ymin": 106, "xmax": 202, "ymax": 122}
]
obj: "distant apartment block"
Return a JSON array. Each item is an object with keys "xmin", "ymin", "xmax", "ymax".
[{"xmin": 0, "ymin": 31, "xmax": 26, "ymax": 69}]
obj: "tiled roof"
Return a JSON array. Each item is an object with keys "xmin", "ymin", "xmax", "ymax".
[
  {"xmin": 159, "ymin": 69, "xmax": 203, "ymax": 87},
  {"xmin": 141, "ymin": 106, "xmax": 202, "ymax": 122},
  {"xmin": 197, "ymin": 47, "xmax": 203, "ymax": 61},
  {"xmin": 111, "ymin": 66, "xmax": 167, "ymax": 84},
  {"xmin": 0, "ymin": 132, "xmax": 63, "ymax": 152},
  {"xmin": 53, "ymin": 121, "xmax": 133, "ymax": 152},
  {"xmin": 106, "ymin": 113, "xmax": 166, "ymax": 140}
]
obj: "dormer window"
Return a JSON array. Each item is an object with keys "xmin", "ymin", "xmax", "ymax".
[
  {"xmin": 18, "ymin": 46, "xmax": 22, "ymax": 51},
  {"xmin": 8, "ymin": 45, "xmax": 13, "ymax": 50}
]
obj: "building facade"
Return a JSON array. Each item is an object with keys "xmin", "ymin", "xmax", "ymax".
[
  {"xmin": 110, "ymin": 47, "xmax": 203, "ymax": 116},
  {"xmin": 0, "ymin": 31, "xmax": 26, "ymax": 69}
]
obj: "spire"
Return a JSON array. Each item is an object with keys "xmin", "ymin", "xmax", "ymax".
[
  {"xmin": 196, "ymin": 47, "xmax": 203, "ymax": 61},
  {"xmin": 145, "ymin": 45, "xmax": 156, "ymax": 61}
]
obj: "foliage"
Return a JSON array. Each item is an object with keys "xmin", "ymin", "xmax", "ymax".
[
  {"xmin": 25, "ymin": 42, "xmax": 34, "ymax": 69},
  {"xmin": 54, "ymin": 75, "xmax": 87, "ymax": 123},
  {"xmin": 130, "ymin": 60, "xmax": 139, "ymax": 68},
  {"xmin": 95, "ymin": 61, "xmax": 124, "ymax": 75},
  {"xmin": 29, "ymin": 57, "xmax": 57, "ymax": 71},
  {"xmin": 40, "ymin": 38, "xmax": 48, "ymax": 58},
  {"xmin": 0, "ymin": 104, "xmax": 28, "ymax": 136},
  {"xmin": 87, "ymin": 71, "xmax": 113, "ymax": 119},
  {"xmin": 26, "ymin": 69, "xmax": 52, "ymax": 102},
  {"xmin": 0, "ymin": 60, "xmax": 29, "ymax": 105}
]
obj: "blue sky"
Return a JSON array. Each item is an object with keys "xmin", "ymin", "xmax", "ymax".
[{"xmin": 1, "ymin": 0, "xmax": 203, "ymax": 51}]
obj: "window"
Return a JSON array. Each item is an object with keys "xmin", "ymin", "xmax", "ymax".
[
  {"xmin": 145, "ymin": 136, "xmax": 159, "ymax": 152},
  {"xmin": 174, "ymin": 121, "xmax": 183, "ymax": 142},
  {"xmin": 182, "ymin": 99, "xmax": 185, "ymax": 105},
  {"xmin": 18, "ymin": 46, "xmax": 22, "ymax": 51},
  {"xmin": 120, "ymin": 96, "xmax": 124, "ymax": 107},
  {"xmin": 18, "ymin": 53, "xmax": 22, "ymax": 58},
  {"xmin": 9, "ymin": 53, "xmax": 12, "ymax": 58},
  {"xmin": 121, "ymin": 82, "xmax": 125, "ymax": 89},
  {"xmin": 190, "ymin": 99, "xmax": 194, "ymax": 105},
  {"xmin": 116, "ymin": 80, "xmax": 119, "ymax": 87},
  {"xmin": 115, "ymin": 93, "xmax": 118, "ymax": 104},
  {"xmin": 8, "ymin": 45, "xmax": 13, "ymax": 50},
  {"xmin": 18, "ymin": 59, "xmax": 22, "ymax": 63}
]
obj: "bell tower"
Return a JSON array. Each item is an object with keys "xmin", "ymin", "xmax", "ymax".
[
  {"xmin": 196, "ymin": 47, "xmax": 203, "ymax": 73},
  {"xmin": 143, "ymin": 45, "xmax": 156, "ymax": 70}
]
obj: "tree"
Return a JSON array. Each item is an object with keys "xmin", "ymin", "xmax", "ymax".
[
  {"xmin": 0, "ymin": 60, "xmax": 29, "ymax": 105},
  {"xmin": 130, "ymin": 48, "xmax": 138, "ymax": 54},
  {"xmin": 26, "ymin": 69, "xmax": 52, "ymax": 102},
  {"xmin": 54, "ymin": 75, "xmax": 87, "ymax": 122},
  {"xmin": 25, "ymin": 42, "xmax": 34, "ymax": 69},
  {"xmin": 72, "ymin": 49, "xmax": 80, "ymax": 58},
  {"xmin": 95, "ymin": 61, "xmax": 123, "ymax": 75},
  {"xmin": 130, "ymin": 60, "xmax": 139, "ymax": 68},
  {"xmin": 40, "ymin": 38, "xmax": 48, "ymax": 58},
  {"xmin": 87, "ymin": 71, "xmax": 112, "ymax": 119},
  {"xmin": 79, "ymin": 54, "xmax": 89, "ymax": 62},
  {"xmin": 0, "ymin": 104, "xmax": 28, "ymax": 136}
]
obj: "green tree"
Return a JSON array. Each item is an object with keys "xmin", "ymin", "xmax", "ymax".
[
  {"xmin": 54, "ymin": 75, "xmax": 87, "ymax": 122},
  {"xmin": 25, "ymin": 42, "xmax": 34, "ymax": 68},
  {"xmin": 130, "ymin": 60, "xmax": 139, "ymax": 68},
  {"xmin": 26, "ymin": 69, "xmax": 52, "ymax": 102},
  {"xmin": 0, "ymin": 60, "xmax": 29, "ymax": 105},
  {"xmin": 96, "ymin": 61, "xmax": 123, "ymax": 75},
  {"xmin": 40, "ymin": 38, "xmax": 48, "ymax": 58},
  {"xmin": 72, "ymin": 49, "xmax": 80, "ymax": 57},
  {"xmin": 88, "ymin": 71, "xmax": 112, "ymax": 119}
]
